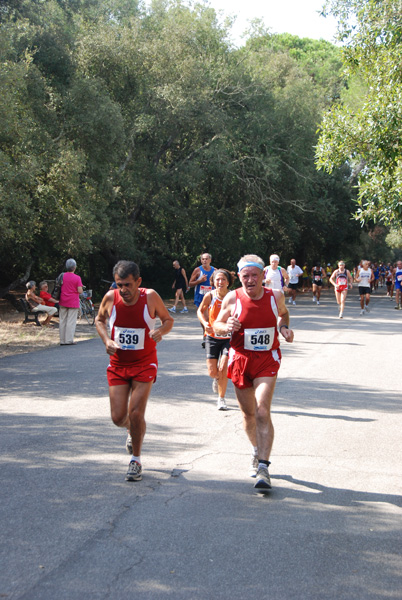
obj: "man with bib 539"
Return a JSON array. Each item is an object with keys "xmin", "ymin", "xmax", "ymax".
[
  {"xmin": 96, "ymin": 261, "xmax": 174, "ymax": 482},
  {"xmin": 213, "ymin": 255, "xmax": 294, "ymax": 493}
]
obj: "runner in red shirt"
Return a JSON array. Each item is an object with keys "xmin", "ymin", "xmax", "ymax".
[
  {"xmin": 329, "ymin": 261, "xmax": 353, "ymax": 319},
  {"xmin": 213, "ymin": 254, "xmax": 294, "ymax": 493},
  {"xmin": 96, "ymin": 261, "xmax": 174, "ymax": 482}
]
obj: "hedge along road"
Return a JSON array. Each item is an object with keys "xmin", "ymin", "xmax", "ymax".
[{"xmin": 0, "ymin": 287, "xmax": 401, "ymax": 600}]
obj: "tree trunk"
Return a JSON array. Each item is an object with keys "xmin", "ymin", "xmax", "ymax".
[{"xmin": 0, "ymin": 262, "xmax": 34, "ymax": 310}]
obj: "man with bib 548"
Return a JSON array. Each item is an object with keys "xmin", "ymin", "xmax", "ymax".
[
  {"xmin": 96, "ymin": 261, "xmax": 174, "ymax": 482},
  {"xmin": 213, "ymin": 255, "xmax": 294, "ymax": 493}
]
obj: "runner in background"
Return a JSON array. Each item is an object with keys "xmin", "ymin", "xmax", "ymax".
[
  {"xmin": 355, "ymin": 260, "xmax": 374, "ymax": 315},
  {"xmin": 311, "ymin": 263, "xmax": 326, "ymax": 305},
  {"xmin": 385, "ymin": 265, "xmax": 394, "ymax": 299},
  {"xmin": 168, "ymin": 260, "xmax": 189, "ymax": 314},
  {"xmin": 329, "ymin": 261, "xmax": 353, "ymax": 319},
  {"xmin": 286, "ymin": 259, "xmax": 303, "ymax": 305},
  {"xmin": 263, "ymin": 254, "xmax": 289, "ymax": 293},
  {"xmin": 197, "ymin": 269, "xmax": 234, "ymax": 410},
  {"xmin": 189, "ymin": 253, "xmax": 215, "ymax": 347},
  {"xmin": 393, "ymin": 260, "xmax": 402, "ymax": 310}
]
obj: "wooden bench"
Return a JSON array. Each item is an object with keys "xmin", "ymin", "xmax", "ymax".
[{"xmin": 19, "ymin": 298, "xmax": 47, "ymax": 326}]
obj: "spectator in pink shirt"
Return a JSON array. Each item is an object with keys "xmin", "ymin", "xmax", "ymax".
[{"xmin": 59, "ymin": 258, "xmax": 83, "ymax": 345}]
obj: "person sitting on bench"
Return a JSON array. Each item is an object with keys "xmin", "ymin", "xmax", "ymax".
[
  {"xmin": 39, "ymin": 281, "xmax": 59, "ymax": 311},
  {"xmin": 25, "ymin": 281, "xmax": 57, "ymax": 326}
]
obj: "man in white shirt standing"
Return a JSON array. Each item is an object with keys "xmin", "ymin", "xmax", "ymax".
[{"xmin": 287, "ymin": 259, "xmax": 303, "ymax": 305}]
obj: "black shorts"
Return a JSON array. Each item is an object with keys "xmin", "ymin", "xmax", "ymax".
[
  {"xmin": 358, "ymin": 286, "xmax": 371, "ymax": 296},
  {"xmin": 205, "ymin": 335, "xmax": 230, "ymax": 360},
  {"xmin": 312, "ymin": 281, "xmax": 323, "ymax": 287},
  {"xmin": 386, "ymin": 281, "xmax": 392, "ymax": 287},
  {"xmin": 288, "ymin": 283, "xmax": 298, "ymax": 290}
]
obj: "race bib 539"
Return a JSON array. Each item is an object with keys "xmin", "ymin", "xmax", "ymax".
[{"xmin": 114, "ymin": 327, "xmax": 145, "ymax": 350}]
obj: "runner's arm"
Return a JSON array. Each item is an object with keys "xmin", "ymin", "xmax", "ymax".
[
  {"xmin": 95, "ymin": 291, "xmax": 120, "ymax": 355},
  {"xmin": 212, "ymin": 291, "xmax": 238, "ymax": 336},
  {"xmin": 189, "ymin": 267, "xmax": 201, "ymax": 288},
  {"xmin": 282, "ymin": 268, "xmax": 290, "ymax": 284},
  {"xmin": 262, "ymin": 267, "xmax": 270, "ymax": 285},
  {"xmin": 329, "ymin": 270, "xmax": 337, "ymax": 287},
  {"xmin": 197, "ymin": 293, "xmax": 213, "ymax": 335},
  {"xmin": 274, "ymin": 290, "xmax": 294, "ymax": 343},
  {"xmin": 147, "ymin": 290, "xmax": 174, "ymax": 343}
]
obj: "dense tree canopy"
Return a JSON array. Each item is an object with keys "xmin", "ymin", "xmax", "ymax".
[
  {"xmin": 317, "ymin": 0, "xmax": 402, "ymax": 228},
  {"xmin": 1, "ymin": 0, "xmax": 383, "ymax": 296}
]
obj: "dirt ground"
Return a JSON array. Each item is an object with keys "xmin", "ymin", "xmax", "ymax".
[{"xmin": 0, "ymin": 293, "xmax": 98, "ymax": 359}]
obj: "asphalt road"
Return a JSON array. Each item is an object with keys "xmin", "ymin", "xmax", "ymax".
[{"xmin": 1, "ymin": 287, "xmax": 401, "ymax": 600}]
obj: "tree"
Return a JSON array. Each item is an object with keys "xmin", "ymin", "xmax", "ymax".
[
  {"xmin": 317, "ymin": 0, "xmax": 402, "ymax": 228},
  {"xmin": 0, "ymin": 0, "xmax": 364, "ymax": 298}
]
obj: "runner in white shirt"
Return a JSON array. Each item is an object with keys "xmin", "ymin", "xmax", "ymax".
[
  {"xmin": 263, "ymin": 254, "xmax": 289, "ymax": 292},
  {"xmin": 355, "ymin": 260, "xmax": 374, "ymax": 315},
  {"xmin": 286, "ymin": 259, "xmax": 303, "ymax": 305}
]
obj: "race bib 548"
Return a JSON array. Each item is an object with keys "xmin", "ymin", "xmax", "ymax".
[{"xmin": 244, "ymin": 327, "xmax": 275, "ymax": 351}]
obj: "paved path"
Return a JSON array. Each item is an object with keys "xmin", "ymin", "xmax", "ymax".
[{"xmin": 1, "ymin": 288, "xmax": 401, "ymax": 599}]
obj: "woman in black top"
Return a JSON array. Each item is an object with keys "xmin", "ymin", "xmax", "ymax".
[{"xmin": 168, "ymin": 260, "xmax": 189, "ymax": 314}]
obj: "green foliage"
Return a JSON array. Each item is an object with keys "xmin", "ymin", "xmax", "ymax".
[
  {"xmin": 0, "ymin": 0, "xmax": 366, "ymax": 292},
  {"xmin": 318, "ymin": 0, "xmax": 402, "ymax": 226}
]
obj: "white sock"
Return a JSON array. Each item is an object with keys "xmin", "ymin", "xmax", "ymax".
[
  {"xmin": 131, "ymin": 455, "xmax": 141, "ymax": 464},
  {"xmin": 253, "ymin": 446, "xmax": 258, "ymax": 456}
]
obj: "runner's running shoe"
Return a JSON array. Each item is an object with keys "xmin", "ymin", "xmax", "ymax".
[
  {"xmin": 254, "ymin": 466, "xmax": 272, "ymax": 491},
  {"xmin": 126, "ymin": 460, "xmax": 142, "ymax": 481},
  {"xmin": 217, "ymin": 398, "xmax": 228, "ymax": 411}
]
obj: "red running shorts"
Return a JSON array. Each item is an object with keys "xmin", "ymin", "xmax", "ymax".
[
  {"xmin": 107, "ymin": 361, "xmax": 158, "ymax": 386},
  {"xmin": 227, "ymin": 348, "xmax": 281, "ymax": 389}
]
